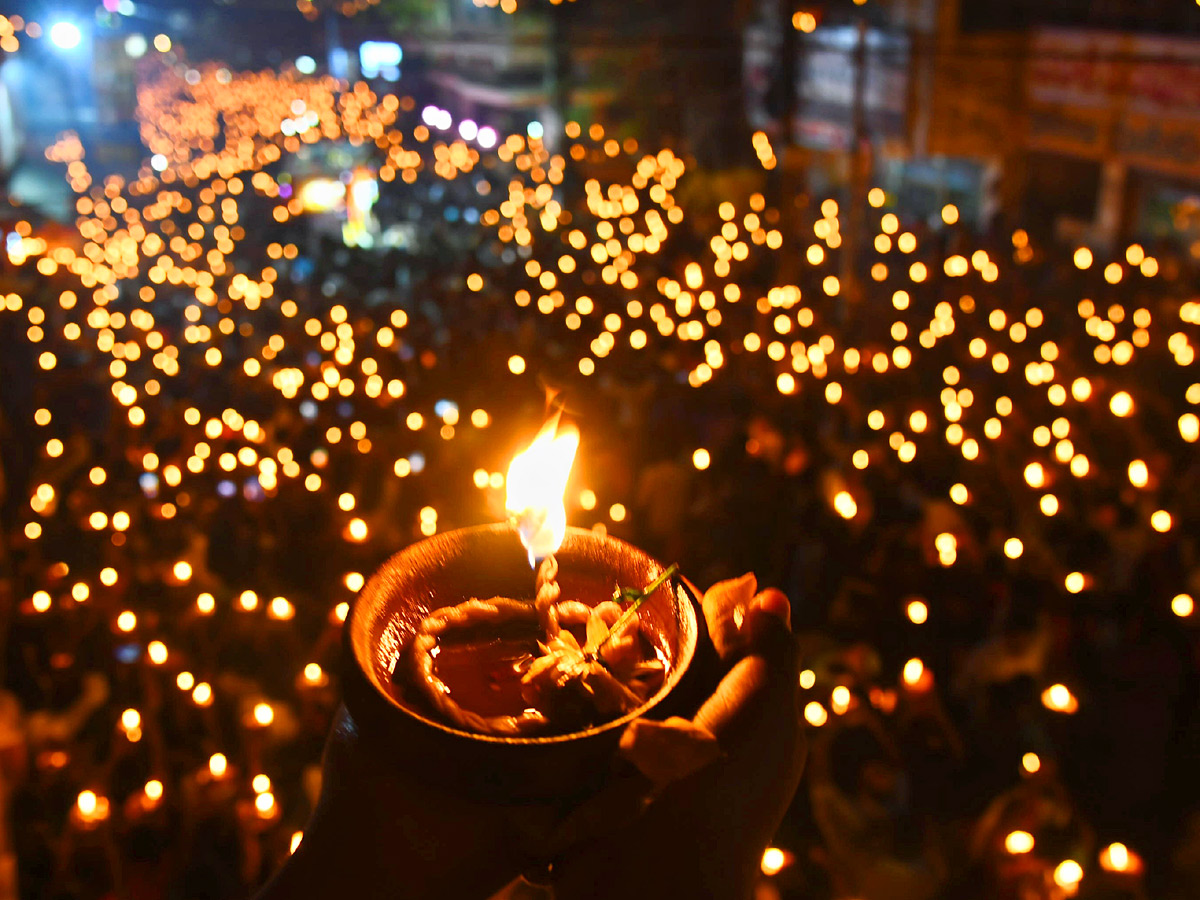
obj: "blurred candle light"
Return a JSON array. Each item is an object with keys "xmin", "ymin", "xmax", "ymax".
[
  {"xmin": 255, "ymin": 791, "xmax": 276, "ymax": 816},
  {"xmin": 1100, "ymin": 842, "xmax": 1141, "ymax": 874},
  {"xmin": 1005, "ymin": 830, "xmax": 1034, "ymax": 854},
  {"xmin": 1054, "ymin": 860, "xmax": 1083, "ymax": 889},
  {"xmin": 761, "ymin": 847, "xmax": 792, "ymax": 876},
  {"xmin": 902, "ymin": 658, "xmax": 925, "ymax": 686},
  {"xmin": 804, "ymin": 701, "xmax": 828, "ymax": 726},
  {"xmin": 1042, "ymin": 683, "xmax": 1078, "ymax": 713},
  {"xmin": 1127, "ymin": 460, "xmax": 1149, "ymax": 487},
  {"xmin": 830, "ymin": 686, "xmax": 851, "ymax": 715},
  {"xmin": 833, "ymin": 491, "xmax": 857, "ymax": 519}
]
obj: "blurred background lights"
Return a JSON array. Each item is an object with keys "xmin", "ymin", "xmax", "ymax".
[
  {"xmin": 49, "ymin": 21, "xmax": 81, "ymax": 50},
  {"xmin": 124, "ymin": 33, "xmax": 147, "ymax": 58}
]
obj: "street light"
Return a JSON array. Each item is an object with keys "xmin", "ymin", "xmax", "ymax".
[{"xmin": 49, "ymin": 21, "xmax": 82, "ymax": 50}]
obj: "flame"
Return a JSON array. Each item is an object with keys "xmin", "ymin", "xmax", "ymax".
[{"xmin": 506, "ymin": 417, "xmax": 579, "ymax": 564}]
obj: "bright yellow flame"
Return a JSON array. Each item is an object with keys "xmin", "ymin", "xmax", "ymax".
[
  {"xmin": 253, "ymin": 702, "xmax": 274, "ymax": 726},
  {"xmin": 1102, "ymin": 843, "xmax": 1130, "ymax": 872},
  {"xmin": 1022, "ymin": 752, "xmax": 1040, "ymax": 773},
  {"xmin": 1023, "ymin": 462, "xmax": 1045, "ymax": 488},
  {"xmin": 1054, "ymin": 860, "xmax": 1083, "ymax": 888},
  {"xmin": 761, "ymin": 847, "xmax": 787, "ymax": 876},
  {"xmin": 693, "ymin": 448, "xmax": 711, "ymax": 470},
  {"xmin": 505, "ymin": 418, "xmax": 580, "ymax": 562},
  {"xmin": 209, "ymin": 753, "xmax": 227, "ymax": 778},
  {"xmin": 1181, "ymin": 413, "xmax": 1199, "ymax": 442},
  {"xmin": 804, "ymin": 701, "xmax": 828, "ymax": 726},
  {"xmin": 1005, "ymin": 830, "xmax": 1034, "ymax": 854},
  {"xmin": 1042, "ymin": 683, "xmax": 1077, "ymax": 713},
  {"xmin": 1128, "ymin": 459, "xmax": 1149, "ymax": 487},
  {"xmin": 78, "ymin": 790, "xmax": 98, "ymax": 816},
  {"xmin": 907, "ymin": 599, "xmax": 928, "ymax": 624},
  {"xmin": 902, "ymin": 658, "xmax": 925, "ymax": 685},
  {"xmin": 833, "ymin": 491, "xmax": 857, "ymax": 519},
  {"xmin": 1172, "ymin": 594, "xmax": 1194, "ymax": 617},
  {"xmin": 145, "ymin": 780, "xmax": 164, "ymax": 801}
]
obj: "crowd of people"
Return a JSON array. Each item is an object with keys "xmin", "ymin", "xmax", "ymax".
[{"xmin": 0, "ymin": 59, "xmax": 1196, "ymax": 900}]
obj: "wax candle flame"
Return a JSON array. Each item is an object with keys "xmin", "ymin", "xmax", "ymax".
[{"xmin": 506, "ymin": 417, "xmax": 579, "ymax": 565}]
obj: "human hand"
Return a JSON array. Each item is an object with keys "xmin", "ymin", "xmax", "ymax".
[
  {"xmin": 546, "ymin": 575, "xmax": 805, "ymax": 900},
  {"xmin": 256, "ymin": 575, "xmax": 803, "ymax": 900}
]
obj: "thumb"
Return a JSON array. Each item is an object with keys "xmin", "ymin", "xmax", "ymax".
[
  {"xmin": 693, "ymin": 589, "xmax": 799, "ymax": 740},
  {"xmin": 743, "ymin": 588, "xmax": 797, "ymax": 675}
]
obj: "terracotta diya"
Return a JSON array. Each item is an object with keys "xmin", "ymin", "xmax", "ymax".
[{"xmin": 341, "ymin": 417, "xmax": 708, "ymax": 803}]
